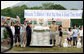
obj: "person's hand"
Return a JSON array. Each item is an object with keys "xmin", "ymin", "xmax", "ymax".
[{"xmin": 78, "ymin": 36, "xmax": 80, "ymax": 38}]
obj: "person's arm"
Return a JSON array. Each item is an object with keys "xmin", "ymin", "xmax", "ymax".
[
  {"xmin": 14, "ymin": 27, "xmax": 15, "ymax": 36},
  {"xmin": 57, "ymin": 25, "xmax": 59, "ymax": 32},
  {"xmin": 78, "ymin": 30, "xmax": 80, "ymax": 38},
  {"xmin": 19, "ymin": 26, "xmax": 20, "ymax": 36},
  {"xmin": 49, "ymin": 25, "xmax": 51, "ymax": 28},
  {"xmin": 26, "ymin": 26, "xmax": 28, "ymax": 32},
  {"xmin": 55, "ymin": 25, "xmax": 58, "ymax": 32},
  {"xmin": 72, "ymin": 29, "xmax": 74, "ymax": 37}
]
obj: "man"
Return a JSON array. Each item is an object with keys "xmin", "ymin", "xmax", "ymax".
[
  {"xmin": 49, "ymin": 20, "xmax": 58, "ymax": 46},
  {"xmin": 26, "ymin": 23, "xmax": 32, "ymax": 47},
  {"xmin": 15, "ymin": 21, "xmax": 20, "ymax": 46},
  {"xmin": 72, "ymin": 25, "xmax": 78, "ymax": 47}
]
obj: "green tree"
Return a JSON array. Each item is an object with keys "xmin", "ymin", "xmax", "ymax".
[
  {"xmin": 3, "ymin": 29, "xmax": 10, "ymax": 39},
  {"xmin": 42, "ymin": 3, "xmax": 66, "ymax": 10},
  {"xmin": 30, "ymin": 6, "xmax": 42, "ymax": 9},
  {"xmin": 70, "ymin": 8, "xmax": 83, "ymax": 27}
]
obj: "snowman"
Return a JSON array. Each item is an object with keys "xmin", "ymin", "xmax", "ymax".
[
  {"xmin": 63, "ymin": 39, "xmax": 68, "ymax": 47},
  {"xmin": 77, "ymin": 38, "xmax": 81, "ymax": 48}
]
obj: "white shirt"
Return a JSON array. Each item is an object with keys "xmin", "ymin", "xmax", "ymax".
[
  {"xmin": 68, "ymin": 31, "xmax": 73, "ymax": 36},
  {"xmin": 79, "ymin": 30, "xmax": 83, "ymax": 36},
  {"xmin": 10, "ymin": 26, "xmax": 15, "ymax": 36},
  {"xmin": 68, "ymin": 31, "xmax": 73, "ymax": 37}
]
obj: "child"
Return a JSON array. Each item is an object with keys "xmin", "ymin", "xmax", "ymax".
[
  {"xmin": 67, "ymin": 28, "xmax": 73, "ymax": 47},
  {"xmin": 58, "ymin": 25, "xmax": 63, "ymax": 47},
  {"xmin": 78, "ymin": 26, "xmax": 83, "ymax": 45},
  {"xmin": 72, "ymin": 25, "xmax": 78, "ymax": 47}
]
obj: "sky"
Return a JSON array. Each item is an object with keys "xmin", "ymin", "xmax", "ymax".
[
  {"xmin": 1, "ymin": 1, "xmax": 83, "ymax": 10},
  {"xmin": 1, "ymin": 1, "xmax": 21, "ymax": 9}
]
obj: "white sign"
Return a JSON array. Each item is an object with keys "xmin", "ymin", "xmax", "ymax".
[{"xmin": 24, "ymin": 10, "xmax": 83, "ymax": 19}]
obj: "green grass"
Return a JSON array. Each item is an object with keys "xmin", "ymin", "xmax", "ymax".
[{"xmin": 12, "ymin": 46, "xmax": 83, "ymax": 53}]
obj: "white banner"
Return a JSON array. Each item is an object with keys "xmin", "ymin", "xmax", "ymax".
[{"xmin": 24, "ymin": 10, "xmax": 83, "ymax": 19}]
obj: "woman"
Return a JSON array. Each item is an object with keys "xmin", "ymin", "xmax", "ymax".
[
  {"xmin": 26, "ymin": 23, "xmax": 32, "ymax": 47},
  {"xmin": 67, "ymin": 28, "xmax": 73, "ymax": 47},
  {"xmin": 21, "ymin": 21, "xmax": 27, "ymax": 47},
  {"xmin": 10, "ymin": 22, "xmax": 15, "ymax": 46}
]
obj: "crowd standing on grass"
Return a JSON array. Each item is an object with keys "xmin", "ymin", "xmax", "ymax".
[{"xmin": 2, "ymin": 20, "xmax": 83, "ymax": 48}]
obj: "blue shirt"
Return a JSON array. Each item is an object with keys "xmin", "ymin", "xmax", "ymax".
[{"xmin": 72, "ymin": 29, "xmax": 78, "ymax": 37}]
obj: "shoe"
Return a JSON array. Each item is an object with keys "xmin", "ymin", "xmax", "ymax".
[
  {"xmin": 73, "ymin": 46, "xmax": 76, "ymax": 47},
  {"xmin": 14, "ymin": 43, "xmax": 17, "ymax": 47},
  {"xmin": 58, "ymin": 46, "xmax": 60, "ymax": 47},
  {"xmin": 68, "ymin": 45, "xmax": 70, "ymax": 47},
  {"xmin": 21, "ymin": 44, "xmax": 23, "ymax": 47},
  {"xmin": 15, "ymin": 45, "xmax": 17, "ymax": 47},
  {"xmin": 19, "ymin": 45, "xmax": 21, "ymax": 47},
  {"xmin": 13, "ymin": 43, "xmax": 15, "ymax": 46},
  {"xmin": 23, "ymin": 44, "xmax": 25, "ymax": 47},
  {"xmin": 70, "ymin": 45, "xmax": 71, "ymax": 47},
  {"xmin": 50, "ymin": 39, "xmax": 52, "ymax": 44}
]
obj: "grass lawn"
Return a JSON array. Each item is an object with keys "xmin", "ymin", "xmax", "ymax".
[{"xmin": 12, "ymin": 46, "xmax": 83, "ymax": 53}]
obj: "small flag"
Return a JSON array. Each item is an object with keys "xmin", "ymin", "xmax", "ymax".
[
  {"xmin": 17, "ymin": 16, "xmax": 20, "ymax": 20},
  {"xmin": 16, "ymin": 16, "xmax": 20, "ymax": 22}
]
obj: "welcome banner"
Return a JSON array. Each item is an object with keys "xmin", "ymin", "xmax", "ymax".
[{"xmin": 24, "ymin": 10, "xmax": 83, "ymax": 19}]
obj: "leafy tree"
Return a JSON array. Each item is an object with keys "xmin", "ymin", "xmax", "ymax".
[
  {"xmin": 30, "ymin": 6, "xmax": 42, "ymax": 9},
  {"xmin": 70, "ymin": 8, "xmax": 83, "ymax": 27},
  {"xmin": 42, "ymin": 3, "xmax": 54, "ymax": 9},
  {"xmin": 42, "ymin": 3, "xmax": 66, "ymax": 10},
  {"xmin": 3, "ymin": 29, "xmax": 10, "ymax": 39}
]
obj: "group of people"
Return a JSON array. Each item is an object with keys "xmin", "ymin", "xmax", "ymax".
[
  {"xmin": 2, "ymin": 20, "xmax": 83, "ymax": 48},
  {"xmin": 2, "ymin": 21, "xmax": 32, "ymax": 47},
  {"xmin": 49, "ymin": 21, "xmax": 83, "ymax": 47}
]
